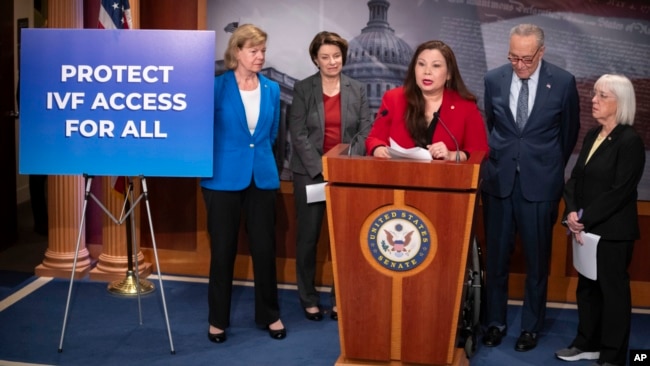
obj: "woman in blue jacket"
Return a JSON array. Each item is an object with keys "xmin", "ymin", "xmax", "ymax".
[{"xmin": 201, "ymin": 24, "xmax": 285, "ymax": 343}]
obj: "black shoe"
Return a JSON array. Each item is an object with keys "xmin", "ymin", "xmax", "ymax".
[
  {"xmin": 482, "ymin": 326, "xmax": 506, "ymax": 347},
  {"xmin": 330, "ymin": 309, "xmax": 338, "ymax": 321},
  {"xmin": 304, "ymin": 308, "xmax": 323, "ymax": 321},
  {"xmin": 267, "ymin": 326, "xmax": 286, "ymax": 340},
  {"xmin": 207, "ymin": 331, "xmax": 226, "ymax": 343},
  {"xmin": 515, "ymin": 331, "xmax": 538, "ymax": 352}
]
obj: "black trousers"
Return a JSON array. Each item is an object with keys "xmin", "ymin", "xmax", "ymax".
[
  {"xmin": 202, "ymin": 184, "xmax": 280, "ymax": 329},
  {"xmin": 572, "ymin": 239, "xmax": 634, "ymax": 366},
  {"xmin": 292, "ymin": 173, "xmax": 335, "ymax": 309}
]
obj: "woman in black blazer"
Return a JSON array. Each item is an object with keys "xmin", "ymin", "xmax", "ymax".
[{"xmin": 556, "ymin": 74, "xmax": 645, "ymax": 366}]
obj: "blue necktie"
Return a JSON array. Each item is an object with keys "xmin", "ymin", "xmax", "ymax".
[{"xmin": 516, "ymin": 79, "xmax": 529, "ymax": 131}]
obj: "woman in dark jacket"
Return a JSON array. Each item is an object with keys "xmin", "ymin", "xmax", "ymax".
[{"xmin": 556, "ymin": 74, "xmax": 645, "ymax": 366}]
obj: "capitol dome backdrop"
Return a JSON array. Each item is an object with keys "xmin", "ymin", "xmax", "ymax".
[{"xmin": 207, "ymin": 0, "xmax": 649, "ymax": 199}]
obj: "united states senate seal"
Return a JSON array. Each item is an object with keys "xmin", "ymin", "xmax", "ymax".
[{"xmin": 367, "ymin": 209, "xmax": 431, "ymax": 272}]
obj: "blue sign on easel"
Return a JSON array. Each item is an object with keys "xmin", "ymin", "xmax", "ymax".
[{"xmin": 19, "ymin": 28, "xmax": 215, "ymax": 177}]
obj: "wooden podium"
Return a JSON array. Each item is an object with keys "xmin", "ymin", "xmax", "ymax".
[{"xmin": 323, "ymin": 144, "xmax": 485, "ymax": 366}]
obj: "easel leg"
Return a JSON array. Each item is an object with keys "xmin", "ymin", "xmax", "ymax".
[
  {"xmin": 141, "ymin": 177, "xmax": 176, "ymax": 354},
  {"xmin": 57, "ymin": 175, "xmax": 175, "ymax": 354},
  {"xmin": 58, "ymin": 175, "xmax": 93, "ymax": 353}
]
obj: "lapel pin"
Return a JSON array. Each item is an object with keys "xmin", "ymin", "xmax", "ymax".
[{"xmin": 546, "ymin": 83, "xmax": 551, "ymax": 89}]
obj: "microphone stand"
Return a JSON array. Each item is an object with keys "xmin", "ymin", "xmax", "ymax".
[
  {"xmin": 435, "ymin": 112, "xmax": 461, "ymax": 163},
  {"xmin": 349, "ymin": 109, "xmax": 388, "ymax": 156}
]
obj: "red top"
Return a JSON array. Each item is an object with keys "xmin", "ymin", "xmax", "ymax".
[
  {"xmin": 323, "ymin": 93, "xmax": 342, "ymax": 153},
  {"xmin": 365, "ymin": 87, "xmax": 489, "ymax": 156}
]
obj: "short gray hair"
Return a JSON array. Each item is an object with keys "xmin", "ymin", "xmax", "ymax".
[
  {"xmin": 594, "ymin": 74, "xmax": 636, "ymax": 125},
  {"xmin": 510, "ymin": 24, "xmax": 545, "ymax": 48}
]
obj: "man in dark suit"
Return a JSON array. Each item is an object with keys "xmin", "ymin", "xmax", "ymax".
[{"xmin": 480, "ymin": 23, "xmax": 580, "ymax": 352}]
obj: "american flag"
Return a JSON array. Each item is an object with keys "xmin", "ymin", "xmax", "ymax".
[
  {"xmin": 111, "ymin": 176, "xmax": 128, "ymax": 195},
  {"xmin": 98, "ymin": 0, "xmax": 133, "ymax": 29},
  {"xmin": 99, "ymin": 0, "xmax": 132, "ymax": 194}
]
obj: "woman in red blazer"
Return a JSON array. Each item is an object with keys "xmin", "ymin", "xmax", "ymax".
[
  {"xmin": 557, "ymin": 74, "xmax": 645, "ymax": 366},
  {"xmin": 365, "ymin": 40, "xmax": 488, "ymax": 160}
]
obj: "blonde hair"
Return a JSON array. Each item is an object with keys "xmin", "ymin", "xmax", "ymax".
[
  {"xmin": 224, "ymin": 24, "xmax": 267, "ymax": 70},
  {"xmin": 594, "ymin": 74, "xmax": 636, "ymax": 125}
]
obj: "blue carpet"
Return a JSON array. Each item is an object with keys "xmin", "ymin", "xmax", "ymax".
[
  {"xmin": 0, "ymin": 275, "xmax": 649, "ymax": 365},
  {"xmin": 471, "ymin": 304, "xmax": 650, "ymax": 366},
  {"xmin": 0, "ymin": 276, "xmax": 340, "ymax": 366},
  {"xmin": 0, "ymin": 270, "xmax": 32, "ymax": 300}
]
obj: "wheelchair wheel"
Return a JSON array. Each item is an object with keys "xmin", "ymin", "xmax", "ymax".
[{"xmin": 457, "ymin": 237, "xmax": 484, "ymax": 359}]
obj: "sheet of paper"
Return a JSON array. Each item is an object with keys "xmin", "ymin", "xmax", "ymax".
[
  {"xmin": 572, "ymin": 232, "xmax": 600, "ymax": 280},
  {"xmin": 305, "ymin": 182, "xmax": 327, "ymax": 203},
  {"xmin": 388, "ymin": 138, "xmax": 432, "ymax": 161}
]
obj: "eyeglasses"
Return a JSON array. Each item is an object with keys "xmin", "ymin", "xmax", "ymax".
[
  {"xmin": 507, "ymin": 47, "xmax": 541, "ymax": 65},
  {"xmin": 590, "ymin": 89, "xmax": 615, "ymax": 101}
]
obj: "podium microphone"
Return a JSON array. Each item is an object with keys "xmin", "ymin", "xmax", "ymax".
[
  {"xmin": 347, "ymin": 109, "xmax": 387, "ymax": 157},
  {"xmin": 434, "ymin": 112, "xmax": 460, "ymax": 163}
]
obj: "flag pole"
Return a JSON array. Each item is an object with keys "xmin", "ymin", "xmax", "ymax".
[
  {"xmin": 108, "ymin": 177, "xmax": 154, "ymax": 295},
  {"xmin": 99, "ymin": 0, "xmax": 151, "ymax": 295}
]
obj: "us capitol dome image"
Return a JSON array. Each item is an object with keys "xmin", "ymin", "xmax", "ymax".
[{"xmin": 343, "ymin": 0, "xmax": 413, "ymax": 115}]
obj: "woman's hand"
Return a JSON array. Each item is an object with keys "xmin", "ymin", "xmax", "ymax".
[
  {"xmin": 427, "ymin": 142, "xmax": 449, "ymax": 160},
  {"xmin": 566, "ymin": 210, "xmax": 585, "ymax": 244},
  {"xmin": 373, "ymin": 146, "xmax": 391, "ymax": 158},
  {"xmin": 573, "ymin": 231, "xmax": 584, "ymax": 245}
]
